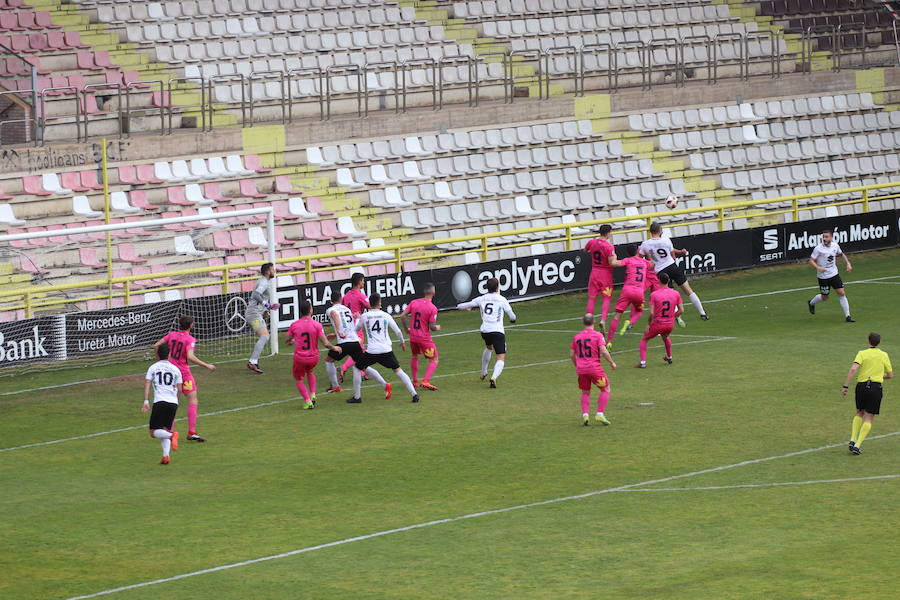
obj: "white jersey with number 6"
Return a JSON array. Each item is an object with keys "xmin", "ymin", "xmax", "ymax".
[
  {"xmin": 326, "ymin": 304, "xmax": 360, "ymax": 344},
  {"xmin": 145, "ymin": 360, "xmax": 183, "ymax": 405},
  {"xmin": 639, "ymin": 237, "xmax": 676, "ymax": 273},
  {"xmin": 457, "ymin": 292, "xmax": 516, "ymax": 334},
  {"xmin": 356, "ymin": 309, "xmax": 404, "ymax": 354},
  {"xmin": 810, "ymin": 241, "xmax": 842, "ymax": 279}
]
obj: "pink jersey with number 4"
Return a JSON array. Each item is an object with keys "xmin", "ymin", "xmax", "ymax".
[
  {"xmin": 650, "ymin": 287, "xmax": 682, "ymax": 327},
  {"xmin": 288, "ymin": 317, "xmax": 326, "ymax": 360},
  {"xmin": 407, "ymin": 298, "xmax": 438, "ymax": 343},
  {"xmin": 163, "ymin": 330, "xmax": 195, "ymax": 375},
  {"xmin": 620, "ymin": 256, "xmax": 650, "ymax": 292},
  {"xmin": 570, "ymin": 327, "xmax": 607, "ymax": 374}
]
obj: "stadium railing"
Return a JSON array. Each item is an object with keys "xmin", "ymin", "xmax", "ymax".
[{"xmin": 1, "ymin": 180, "xmax": 899, "ymax": 318}]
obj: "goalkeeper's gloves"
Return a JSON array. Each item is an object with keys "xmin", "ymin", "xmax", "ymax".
[{"xmin": 265, "ymin": 302, "xmax": 281, "ymax": 311}]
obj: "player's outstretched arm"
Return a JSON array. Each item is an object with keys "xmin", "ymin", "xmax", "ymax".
[
  {"xmin": 187, "ymin": 349, "xmax": 216, "ymax": 372},
  {"xmin": 398, "ymin": 307, "xmax": 411, "ymax": 332},
  {"xmin": 502, "ymin": 299, "xmax": 517, "ymax": 323},
  {"xmin": 569, "ymin": 348, "xmax": 577, "ymax": 367},
  {"xmin": 151, "ymin": 336, "xmax": 166, "ymax": 350},
  {"xmin": 318, "ymin": 333, "xmax": 339, "ymax": 353},
  {"xmin": 142, "ymin": 379, "xmax": 151, "ymax": 412},
  {"xmin": 388, "ymin": 318, "xmax": 407, "ymax": 352},
  {"xmin": 842, "ymin": 253, "xmax": 853, "ymax": 272},
  {"xmin": 676, "ymin": 301, "xmax": 685, "ymax": 318},
  {"xmin": 672, "ymin": 248, "xmax": 688, "ymax": 257},
  {"xmin": 456, "ymin": 299, "xmax": 477, "ymax": 311},
  {"xmin": 842, "ymin": 362, "xmax": 860, "ymax": 396}
]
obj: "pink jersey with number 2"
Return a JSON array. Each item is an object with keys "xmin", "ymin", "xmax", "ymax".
[{"xmin": 650, "ymin": 287, "xmax": 682, "ymax": 327}]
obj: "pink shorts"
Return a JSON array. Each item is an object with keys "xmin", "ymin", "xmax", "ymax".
[
  {"xmin": 577, "ymin": 370, "xmax": 609, "ymax": 392},
  {"xmin": 615, "ymin": 288, "xmax": 645, "ymax": 313},
  {"xmin": 292, "ymin": 355, "xmax": 319, "ymax": 379},
  {"xmin": 588, "ymin": 271, "xmax": 613, "ymax": 298},
  {"xmin": 180, "ymin": 372, "xmax": 197, "ymax": 396},
  {"xmin": 643, "ymin": 322, "xmax": 674, "ymax": 340},
  {"xmin": 410, "ymin": 340, "xmax": 438, "ymax": 359}
]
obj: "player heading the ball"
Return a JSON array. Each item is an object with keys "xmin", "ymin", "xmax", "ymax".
[
  {"xmin": 570, "ymin": 314, "xmax": 617, "ymax": 426},
  {"xmin": 457, "ymin": 277, "xmax": 517, "ymax": 389},
  {"xmin": 639, "ymin": 222, "xmax": 708, "ymax": 323},
  {"xmin": 807, "ymin": 229, "xmax": 855, "ymax": 322}
]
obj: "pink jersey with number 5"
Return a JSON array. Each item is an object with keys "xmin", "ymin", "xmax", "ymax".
[
  {"xmin": 620, "ymin": 256, "xmax": 649, "ymax": 292},
  {"xmin": 650, "ymin": 287, "xmax": 682, "ymax": 327},
  {"xmin": 287, "ymin": 317, "xmax": 325, "ymax": 360}
]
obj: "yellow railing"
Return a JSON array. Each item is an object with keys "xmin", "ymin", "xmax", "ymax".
[{"xmin": 2, "ymin": 180, "xmax": 899, "ymax": 318}]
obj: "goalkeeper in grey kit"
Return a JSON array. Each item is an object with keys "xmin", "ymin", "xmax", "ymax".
[{"xmin": 246, "ymin": 263, "xmax": 280, "ymax": 374}]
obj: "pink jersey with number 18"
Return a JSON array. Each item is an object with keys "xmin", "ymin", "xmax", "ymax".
[{"xmin": 163, "ymin": 330, "xmax": 195, "ymax": 375}]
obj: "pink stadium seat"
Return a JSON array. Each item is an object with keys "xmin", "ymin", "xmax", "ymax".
[
  {"xmin": 122, "ymin": 70, "xmax": 149, "ymax": 88},
  {"xmin": 0, "ymin": 14, "xmax": 23, "ymax": 31},
  {"xmin": 273, "ymin": 225, "xmax": 296, "ymax": 247},
  {"xmin": 128, "ymin": 190, "xmax": 155, "ymax": 211},
  {"xmin": 207, "ymin": 257, "xmax": 225, "ymax": 276},
  {"xmin": 162, "ymin": 211, "xmax": 190, "ymax": 231},
  {"xmin": 6, "ymin": 229, "xmax": 35, "ymax": 249},
  {"xmin": 202, "ymin": 182, "xmax": 233, "ymax": 203},
  {"xmin": 225, "ymin": 256, "xmax": 256, "ymax": 276},
  {"xmin": 166, "ymin": 186, "xmax": 193, "ymax": 206},
  {"xmin": 238, "ymin": 179, "xmax": 267, "ymax": 199},
  {"xmin": 124, "ymin": 216, "xmax": 154, "ymax": 236},
  {"xmin": 118, "ymin": 243, "xmax": 146, "ymax": 263},
  {"xmin": 64, "ymin": 30, "xmax": 88, "ymax": 49},
  {"xmin": 335, "ymin": 242, "xmax": 363, "ymax": 263},
  {"xmin": 22, "ymin": 176, "xmax": 51, "ymax": 196},
  {"xmin": 17, "ymin": 12, "xmax": 36, "ymax": 30},
  {"xmin": 20, "ymin": 253, "xmax": 49, "ymax": 274},
  {"xmin": 212, "ymin": 230, "xmax": 238, "ymax": 250},
  {"xmin": 152, "ymin": 91, "xmax": 171, "ymax": 108},
  {"xmin": 35, "ymin": 12, "xmax": 60, "ymax": 29},
  {"xmin": 60, "ymin": 171, "xmax": 88, "ymax": 192},
  {"xmin": 229, "ymin": 229, "xmax": 256, "ymax": 249},
  {"xmin": 94, "ymin": 51, "xmax": 113, "ymax": 69},
  {"xmin": 320, "ymin": 219, "xmax": 349, "ymax": 239},
  {"xmin": 76, "ymin": 52, "xmax": 101, "ymax": 70},
  {"xmin": 79, "ymin": 247, "xmax": 105, "ymax": 268},
  {"xmin": 27, "ymin": 33, "xmax": 48, "ymax": 52},
  {"xmin": 301, "ymin": 220, "xmax": 328, "ymax": 241},
  {"xmin": 45, "ymin": 224, "xmax": 69, "ymax": 244},
  {"xmin": 67, "ymin": 222, "xmax": 103, "ymax": 242},
  {"xmin": 304, "ymin": 196, "xmax": 333, "ymax": 215},
  {"xmin": 117, "ymin": 165, "xmax": 140, "ymax": 185},
  {"xmin": 150, "ymin": 264, "xmax": 179, "ymax": 285},
  {"xmin": 24, "ymin": 227, "xmax": 51, "ymax": 247},
  {"xmin": 136, "ymin": 164, "xmax": 163, "ymax": 184},
  {"xmin": 273, "ymin": 175, "xmax": 301, "ymax": 194},
  {"xmin": 243, "ymin": 154, "xmax": 272, "ymax": 173},
  {"xmin": 80, "ymin": 169, "xmax": 105, "ymax": 191}
]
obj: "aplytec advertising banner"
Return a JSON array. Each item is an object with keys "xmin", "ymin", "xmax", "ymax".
[{"xmin": 753, "ymin": 209, "xmax": 899, "ymax": 265}]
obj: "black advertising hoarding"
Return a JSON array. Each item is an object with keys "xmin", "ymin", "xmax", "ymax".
[
  {"xmin": 64, "ymin": 303, "xmax": 180, "ymax": 358},
  {"xmin": 753, "ymin": 209, "xmax": 899, "ymax": 265},
  {"xmin": 0, "ymin": 316, "xmax": 65, "ymax": 366},
  {"xmin": 672, "ymin": 229, "xmax": 754, "ymax": 276}
]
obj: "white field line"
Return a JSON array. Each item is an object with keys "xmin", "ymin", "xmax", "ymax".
[
  {"xmin": 61, "ymin": 430, "xmax": 900, "ymax": 600},
  {"xmin": 863, "ymin": 281, "xmax": 900, "ymax": 285},
  {"xmin": 0, "ymin": 337, "xmax": 733, "ymax": 454},
  {"xmin": 619, "ymin": 473, "xmax": 900, "ymax": 493},
  {"xmin": 5, "ymin": 273, "xmax": 896, "ymax": 398}
]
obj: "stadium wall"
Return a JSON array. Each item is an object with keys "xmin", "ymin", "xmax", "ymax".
[{"xmin": 2, "ymin": 209, "xmax": 896, "ymax": 371}]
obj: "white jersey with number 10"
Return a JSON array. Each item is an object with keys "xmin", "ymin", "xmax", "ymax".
[
  {"xmin": 457, "ymin": 292, "xmax": 517, "ymax": 334},
  {"xmin": 145, "ymin": 360, "xmax": 183, "ymax": 405}
]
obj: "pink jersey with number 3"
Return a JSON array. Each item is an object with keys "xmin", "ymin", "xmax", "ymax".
[
  {"xmin": 163, "ymin": 330, "xmax": 195, "ymax": 375},
  {"xmin": 650, "ymin": 288, "xmax": 682, "ymax": 327},
  {"xmin": 570, "ymin": 328, "xmax": 606, "ymax": 374},
  {"xmin": 288, "ymin": 317, "xmax": 325, "ymax": 360}
]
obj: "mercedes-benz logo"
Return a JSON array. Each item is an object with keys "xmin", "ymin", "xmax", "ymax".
[{"xmin": 225, "ymin": 296, "xmax": 248, "ymax": 333}]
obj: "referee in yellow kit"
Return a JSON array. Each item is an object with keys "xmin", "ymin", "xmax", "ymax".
[{"xmin": 842, "ymin": 332, "xmax": 893, "ymax": 455}]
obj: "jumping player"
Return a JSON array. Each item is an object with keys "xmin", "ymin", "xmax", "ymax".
[
  {"xmin": 608, "ymin": 244, "xmax": 650, "ymax": 345},
  {"xmin": 246, "ymin": 263, "xmax": 280, "ymax": 374},
  {"xmin": 154, "ymin": 316, "xmax": 216, "ymax": 442},
  {"xmin": 639, "ymin": 222, "xmax": 708, "ymax": 321},
  {"xmin": 349, "ymin": 293, "xmax": 420, "ymax": 404},
  {"xmin": 808, "ymin": 229, "xmax": 854, "ymax": 322},
  {"xmin": 570, "ymin": 314, "xmax": 617, "ymax": 426},
  {"xmin": 399, "ymin": 283, "xmax": 441, "ymax": 391},
  {"xmin": 457, "ymin": 277, "xmax": 517, "ymax": 388},
  {"xmin": 584, "ymin": 224, "xmax": 622, "ymax": 328},
  {"xmin": 637, "ymin": 272, "xmax": 683, "ymax": 368},
  {"xmin": 142, "ymin": 342, "xmax": 182, "ymax": 465},
  {"xmin": 287, "ymin": 299, "xmax": 342, "ymax": 410},
  {"xmin": 340, "ymin": 272, "xmax": 370, "ymax": 378},
  {"xmin": 323, "ymin": 284, "xmax": 390, "ymax": 397}
]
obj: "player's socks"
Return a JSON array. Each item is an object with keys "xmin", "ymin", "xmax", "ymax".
[
  {"xmin": 341, "ymin": 356, "xmax": 355, "ymax": 376},
  {"xmin": 187, "ymin": 403, "xmax": 198, "ymax": 435},
  {"xmin": 586, "ymin": 295, "xmax": 597, "ymax": 315},
  {"xmin": 663, "ymin": 337, "xmax": 673, "ymax": 359},
  {"xmin": 629, "ymin": 310, "xmax": 643, "ymax": 326},
  {"xmin": 580, "ymin": 391, "xmax": 590, "ymax": 414},
  {"xmin": 307, "ymin": 373, "xmax": 316, "ymax": 397},
  {"xmin": 597, "ymin": 390, "xmax": 610, "ymax": 414},
  {"xmin": 397, "ymin": 370, "xmax": 417, "ymax": 397},
  {"xmin": 250, "ymin": 335, "xmax": 269, "ymax": 364},
  {"xmin": 810, "ymin": 294, "xmax": 825, "ymax": 306},
  {"xmin": 325, "ymin": 362, "xmax": 339, "ymax": 388},
  {"xmin": 839, "ymin": 296, "xmax": 851, "ymax": 318},
  {"xmin": 424, "ymin": 359, "xmax": 438, "ymax": 381},
  {"xmin": 687, "ymin": 292, "xmax": 706, "ymax": 317},
  {"xmin": 481, "ymin": 349, "xmax": 492, "ymax": 376},
  {"xmin": 365, "ymin": 367, "xmax": 386, "ymax": 386},
  {"xmin": 856, "ymin": 421, "xmax": 872, "ymax": 448},
  {"xmin": 600, "ymin": 296, "xmax": 612, "ymax": 325},
  {"xmin": 851, "ymin": 415, "xmax": 863, "ymax": 444},
  {"xmin": 609, "ymin": 316, "xmax": 621, "ymax": 337},
  {"xmin": 153, "ymin": 429, "xmax": 173, "ymax": 440},
  {"xmin": 491, "ymin": 359, "xmax": 505, "ymax": 381},
  {"xmin": 639, "ymin": 338, "xmax": 649, "ymax": 362},
  {"xmin": 410, "ymin": 356, "xmax": 419, "ymax": 382},
  {"xmin": 352, "ymin": 368, "xmax": 362, "ymax": 399},
  {"xmin": 296, "ymin": 380, "xmax": 310, "ymax": 402}
]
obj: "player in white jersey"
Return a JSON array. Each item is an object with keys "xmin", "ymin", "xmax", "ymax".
[
  {"xmin": 246, "ymin": 263, "xmax": 280, "ymax": 374},
  {"xmin": 639, "ymin": 221, "xmax": 708, "ymax": 323},
  {"xmin": 808, "ymin": 229, "xmax": 854, "ymax": 322},
  {"xmin": 142, "ymin": 343, "xmax": 183, "ymax": 465},
  {"xmin": 456, "ymin": 277, "xmax": 517, "ymax": 388},
  {"xmin": 347, "ymin": 293, "xmax": 420, "ymax": 404},
  {"xmin": 323, "ymin": 284, "xmax": 390, "ymax": 397}
]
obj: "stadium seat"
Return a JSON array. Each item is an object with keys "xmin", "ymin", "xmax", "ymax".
[
  {"xmin": 0, "ymin": 203, "xmax": 25, "ymax": 226},
  {"xmin": 72, "ymin": 196, "xmax": 102, "ymax": 218}
]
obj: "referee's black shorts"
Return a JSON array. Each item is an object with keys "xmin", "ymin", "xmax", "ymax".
[
  {"xmin": 328, "ymin": 341, "xmax": 364, "ymax": 362},
  {"xmin": 659, "ymin": 262, "xmax": 688, "ymax": 286},
  {"xmin": 855, "ymin": 381, "xmax": 883, "ymax": 415},
  {"xmin": 149, "ymin": 401, "xmax": 178, "ymax": 430}
]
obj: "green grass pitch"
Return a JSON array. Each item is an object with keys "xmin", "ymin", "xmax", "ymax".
[{"xmin": 2, "ymin": 250, "xmax": 900, "ymax": 600}]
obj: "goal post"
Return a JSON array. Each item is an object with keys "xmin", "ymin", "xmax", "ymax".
[{"xmin": 0, "ymin": 207, "xmax": 279, "ymax": 374}]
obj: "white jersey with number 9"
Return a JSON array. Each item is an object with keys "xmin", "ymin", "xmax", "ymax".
[{"xmin": 639, "ymin": 237, "xmax": 676, "ymax": 273}]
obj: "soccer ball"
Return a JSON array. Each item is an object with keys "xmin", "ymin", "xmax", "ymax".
[{"xmin": 664, "ymin": 194, "xmax": 679, "ymax": 209}]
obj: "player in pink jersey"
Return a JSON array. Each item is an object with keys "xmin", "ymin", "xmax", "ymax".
[
  {"xmin": 340, "ymin": 272, "xmax": 370, "ymax": 378},
  {"xmin": 608, "ymin": 245, "xmax": 650, "ymax": 346},
  {"xmin": 644, "ymin": 258, "xmax": 662, "ymax": 292},
  {"xmin": 153, "ymin": 316, "xmax": 216, "ymax": 442},
  {"xmin": 399, "ymin": 283, "xmax": 441, "ymax": 391},
  {"xmin": 287, "ymin": 300, "xmax": 342, "ymax": 410},
  {"xmin": 570, "ymin": 314, "xmax": 617, "ymax": 426},
  {"xmin": 584, "ymin": 224, "xmax": 622, "ymax": 329},
  {"xmin": 637, "ymin": 272, "xmax": 684, "ymax": 369}
]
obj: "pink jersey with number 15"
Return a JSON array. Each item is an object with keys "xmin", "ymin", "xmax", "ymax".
[{"xmin": 570, "ymin": 327, "xmax": 606, "ymax": 373}]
